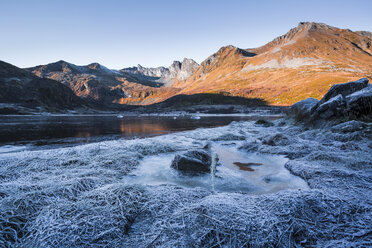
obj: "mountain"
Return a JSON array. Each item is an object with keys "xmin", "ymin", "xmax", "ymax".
[
  {"xmin": 177, "ymin": 22, "xmax": 372, "ymax": 105},
  {"xmin": 27, "ymin": 59, "xmax": 198, "ymax": 105},
  {"xmin": 0, "ymin": 60, "xmax": 85, "ymax": 113},
  {"xmin": 122, "ymin": 58, "xmax": 199, "ymax": 86},
  {"xmin": 17, "ymin": 22, "xmax": 372, "ymax": 108}
]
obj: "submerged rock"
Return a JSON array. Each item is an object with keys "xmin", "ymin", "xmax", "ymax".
[{"xmin": 171, "ymin": 150, "xmax": 212, "ymax": 174}]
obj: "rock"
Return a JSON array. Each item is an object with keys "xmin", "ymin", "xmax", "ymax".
[
  {"xmin": 123, "ymin": 58, "xmax": 199, "ymax": 82},
  {"xmin": 262, "ymin": 133, "xmax": 290, "ymax": 146},
  {"xmin": 173, "ymin": 58, "xmax": 200, "ymax": 81},
  {"xmin": 171, "ymin": 150, "xmax": 212, "ymax": 174},
  {"xmin": 239, "ymin": 141, "xmax": 260, "ymax": 152},
  {"xmin": 289, "ymin": 98, "xmax": 319, "ymax": 120},
  {"xmin": 289, "ymin": 78, "xmax": 372, "ymax": 123},
  {"xmin": 346, "ymin": 86, "xmax": 372, "ymax": 117},
  {"xmin": 212, "ymin": 133, "xmax": 246, "ymax": 141},
  {"xmin": 331, "ymin": 120, "xmax": 367, "ymax": 133},
  {"xmin": 255, "ymin": 119, "xmax": 274, "ymax": 127},
  {"xmin": 311, "ymin": 94, "xmax": 346, "ymax": 119},
  {"xmin": 318, "ymin": 78, "xmax": 369, "ymax": 105}
]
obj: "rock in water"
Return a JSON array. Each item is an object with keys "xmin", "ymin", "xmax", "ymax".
[{"xmin": 171, "ymin": 150, "xmax": 212, "ymax": 174}]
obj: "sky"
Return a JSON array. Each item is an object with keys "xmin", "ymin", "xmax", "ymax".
[{"xmin": 1, "ymin": 0, "xmax": 371, "ymax": 69}]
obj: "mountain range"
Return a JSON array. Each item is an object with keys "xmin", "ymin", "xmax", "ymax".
[
  {"xmin": 0, "ymin": 60, "xmax": 84, "ymax": 113},
  {"xmin": 1, "ymin": 22, "xmax": 371, "ymax": 112}
]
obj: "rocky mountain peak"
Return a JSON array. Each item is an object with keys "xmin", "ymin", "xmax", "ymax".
[
  {"xmin": 122, "ymin": 58, "xmax": 199, "ymax": 83},
  {"xmin": 356, "ymin": 31, "xmax": 372, "ymax": 39},
  {"xmin": 297, "ymin": 22, "xmax": 330, "ymax": 30},
  {"xmin": 27, "ymin": 60, "xmax": 78, "ymax": 77},
  {"xmin": 87, "ymin": 63, "xmax": 101, "ymax": 70},
  {"xmin": 175, "ymin": 58, "xmax": 199, "ymax": 81},
  {"xmin": 169, "ymin": 61, "xmax": 182, "ymax": 73}
]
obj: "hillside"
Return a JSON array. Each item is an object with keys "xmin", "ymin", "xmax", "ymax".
[
  {"xmin": 0, "ymin": 60, "xmax": 85, "ymax": 113},
  {"xmin": 27, "ymin": 59, "xmax": 198, "ymax": 106},
  {"xmin": 177, "ymin": 22, "xmax": 372, "ymax": 105}
]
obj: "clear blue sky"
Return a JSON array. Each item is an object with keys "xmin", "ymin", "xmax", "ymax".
[{"xmin": 1, "ymin": 0, "xmax": 371, "ymax": 69}]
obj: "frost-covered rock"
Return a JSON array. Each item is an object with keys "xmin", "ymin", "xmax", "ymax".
[
  {"xmin": 211, "ymin": 133, "xmax": 246, "ymax": 141},
  {"xmin": 262, "ymin": 133, "xmax": 290, "ymax": 146},
  {"xmin": 289, "ymin": 97, "xmax": 319, "ymax": 120},
  {"xmin": 254, "ymin": 119, "xmax": 274, "ymax": 127},
  {"xmin": 346, "ymin": 85, "xmax": 372, "ymax": 117},
  {"xmin": 289, "ymin": 78, "xmax": 371, "ymax": 122},
  {"xmin": 318, "ymin": 78, "xmax": 369, "ymax": 105},
  {"xmin": 331, "ymin": 120, "xmax": 367, "ymax": 133},
  {"xmin": 312, "ymin": 94, "xmax": 346, "ymax": 119},
  {"xmin": 171, "ymin": 150, "xmax": 212, "ymax": 174}
]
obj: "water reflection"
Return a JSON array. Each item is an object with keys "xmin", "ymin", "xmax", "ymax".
[
  {"xmin": 233, "ymin": 162, "xmax": 263, "ymax": 171},
  {"xmin": 0, "ymin": 115, "xmax": 280, "ymax": 146}
]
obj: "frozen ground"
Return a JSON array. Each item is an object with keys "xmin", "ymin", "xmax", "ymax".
[{"xmin": 0, "ymin": 118, "xmax": 371, "ymax": 247}]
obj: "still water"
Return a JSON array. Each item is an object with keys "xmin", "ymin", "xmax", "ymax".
[
  {"xmin": 125, "ymin": 143, "xmax": 308, "ymax": 193},
  {"xmin": 0, "ymin": 115, "xmax": 279, "ymax": 148}
]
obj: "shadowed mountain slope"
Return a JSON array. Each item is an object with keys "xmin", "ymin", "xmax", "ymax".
[{"xmin": 0, "ymin": 60, "xmax": 85, "ymax": 112}]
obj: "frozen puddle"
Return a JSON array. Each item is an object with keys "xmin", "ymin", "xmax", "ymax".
[{"xmin": 124, "ymin": 143, "xmax": 309, "ymax": 194}]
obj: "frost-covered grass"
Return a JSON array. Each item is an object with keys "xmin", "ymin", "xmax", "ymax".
[{"xmin": 0, "ymin": 119, "xmax": 371, "ymax": 247}]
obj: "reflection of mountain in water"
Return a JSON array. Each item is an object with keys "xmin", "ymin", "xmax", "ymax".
[{"xmin": 0, "ymin": 115, "xmax": 280, "ymax": 147}]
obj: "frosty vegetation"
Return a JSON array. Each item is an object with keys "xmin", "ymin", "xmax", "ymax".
[{"xmin": 0, "ymin": 117, "xmax": 371, "ymax": 247}]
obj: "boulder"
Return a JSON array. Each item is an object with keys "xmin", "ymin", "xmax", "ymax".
[
  {"xmin": 318, "ymin": 78, "xmax": 369, "ymax": 105},
  {"xmin": 346, "ymin": 86, "xmax": 372, "ymax": 117},
  {"xmin": 254, "ymin": 119, "xmax": 274, "ymax": 127},
  {"xmin": 289, "ymin": 78, "xmax": 372, "ymax": 123},
  {"xmin": 289, "ymin": 98, "xmax": 319, "ymax": 120},
  {"xmin": 311, "ymin": 94, "xmax": 346, "ymax": 119},
  {"xmin": 262, "ymin": 133, "xmax": 290, "ymax": 146},
  {"xmin": 212, "ymin": 133, "xmax": 246, "ymax": 141},
  {"xmin": 331, "ymin": 120, "xmax": 367, "ymax": 133},
  {"xmin": 171, "ymin": 150, "xmax": 212, "ymax": 174}
]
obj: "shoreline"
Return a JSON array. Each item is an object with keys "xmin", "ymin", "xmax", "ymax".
[{"xmin": 0, "ymin": 117, "xmax": 370, "ymax": 246}]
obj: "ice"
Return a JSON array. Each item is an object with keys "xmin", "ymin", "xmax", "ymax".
[
  {"xmin": 0, "ymin": 145, "xmax": 28, "ymax": 154},
  {"xmin": 125, "ymin": 143, "xmax": 308, "ymax": 194}
]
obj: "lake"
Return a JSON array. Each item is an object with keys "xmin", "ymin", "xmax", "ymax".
[{"xmin": 0, "ymin": 114, "xmax": 281, "ymax": 151}]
